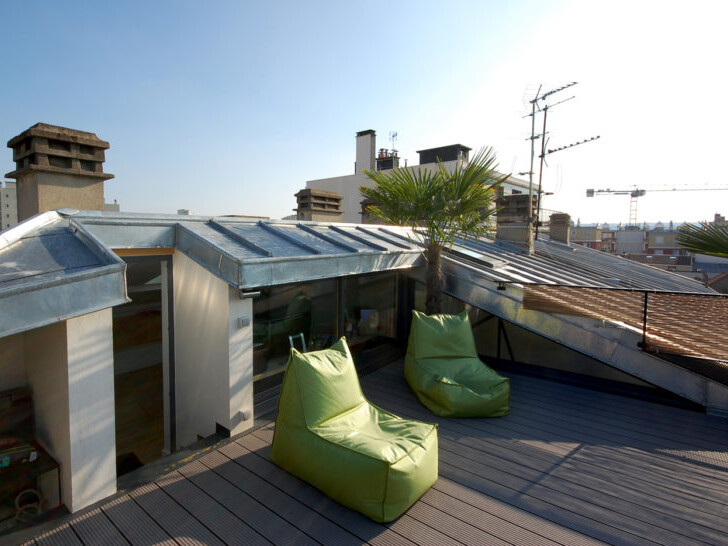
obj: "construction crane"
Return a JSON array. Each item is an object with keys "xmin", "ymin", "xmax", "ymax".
[{"xmin": 586, "ymin": 186, "xmax": 728, "ymax": 225}]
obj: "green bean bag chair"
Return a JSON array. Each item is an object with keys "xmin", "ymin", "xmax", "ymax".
[
  {"xmin": 405, "ymin": 310, "xmax": 510, "ymax": 418},
  {"xmin": 271, "ymin": 337, "xmax": 438, "ymax": 522}
]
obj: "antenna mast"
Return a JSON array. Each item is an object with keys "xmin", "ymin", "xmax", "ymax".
[{"xmin": 525, "ymin": 82, "xmax": 600, "ymax": 239}]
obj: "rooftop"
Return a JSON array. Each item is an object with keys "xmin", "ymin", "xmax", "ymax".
[{"xmin": 17, "ymin": 359, "xmax": 728, "ymax": 545}]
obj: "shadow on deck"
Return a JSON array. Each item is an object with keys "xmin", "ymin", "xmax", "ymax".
[{"xmin": 15, "ymin": 359, "xmax": 728, "ymax": 545}]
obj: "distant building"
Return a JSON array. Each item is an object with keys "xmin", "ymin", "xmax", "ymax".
[
  {"xmin": 0, "ymin": 180, "xmax": 18, "ymax": 230},
  {"xmin": 304, "ymin": 130, "xmax": 533, "ymax": 224},
  {"xmin": 104, "ymin": 199, "xmax": 120, "ymax": 212},
  {"xmin": 571, "ymin": 224, "xmax": 602, "ymax": 250},
  {"xmin": 177, "ymin": 209, "xmax": 193, "ymax": 215}
]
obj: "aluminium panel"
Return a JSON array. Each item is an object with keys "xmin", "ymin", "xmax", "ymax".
[
  {"xmin": 240, "ymin": 251, "xmax": 422, "ymax": 289},
  {"xmin": 0, "ymin": 265, "xmax": 128, "ymax": 337},
  {"xmin": 224, "ymin": 224, "xmax": 316, "ymax": 257},
  {"xmin": 304, "ymin": 226, "xmax": 382, "ymax": 251},
  {"xmin": 0, "ymin": 227, "xmax": 102, "ymax": 286},
  {"xmin": 260, "ymin": 224, "xmax": 350, "ymax": 255}
]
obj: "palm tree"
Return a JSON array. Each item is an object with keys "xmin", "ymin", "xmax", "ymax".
[
  {"xmin": 677, "ymin": 222, "xmax": 728, "ymax": 259},
  {"xmin": 362, "ymin": 147, "xmax": 507, "ymax": 314}
]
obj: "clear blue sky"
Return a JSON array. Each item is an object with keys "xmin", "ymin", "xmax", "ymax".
[{"xmin": 3, "ymin": 1, "xmax": 727, "ymax": 224}]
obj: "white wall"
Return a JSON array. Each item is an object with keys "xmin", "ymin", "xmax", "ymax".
[
  {"xmin": 227, "ymin": 292, "xmax": 253, "ymax": 438},
  {"xmin": 307, "ymin": 172, "xmax": 371, "ymax": 223},
  {"xmin": 25, "ymin": 321, "xmax": 71, "ymax": 502},
  {"xmin": 0, "ymin": 332, "xmax": 26, "ymax": 391},
  {"xmin": 25, "ymin": 309, "xmax": 116, "ymax": 512},
  {"xmin": 307, "ymin": 159, "xmax": 480, "ymax": 224},
  {"xmin": 173, "ymin": 252, "xmax": 254, "ymax": 448}
]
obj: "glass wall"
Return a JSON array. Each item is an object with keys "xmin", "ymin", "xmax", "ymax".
[
  {"xmin": 253, "ymin": 279, "xmax": 337, "ymax": 393},
  {"xmin": 252, "ymin": 271, "xmax": 401, "ymax": 394},
  {"xmin": 342, "ymin": 272, "xmax": 398, "ymax": 358}
]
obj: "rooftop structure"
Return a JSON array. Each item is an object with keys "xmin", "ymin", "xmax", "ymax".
[
  {"xmin": 6, "ymin": 123, "xmax": 114, "ymax": 221},
  {"xmin": 305, "ymin": 130, "xmax": 532, "ymax": 223}
]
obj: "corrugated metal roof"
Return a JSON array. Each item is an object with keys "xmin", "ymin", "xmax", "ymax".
[{"xmin": 449, "ymin": 235, "xmax": 714, "ymax": 294}]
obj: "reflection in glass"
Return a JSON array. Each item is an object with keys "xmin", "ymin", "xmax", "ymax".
[
  {"xmin": 343, "ymin": 272, "xmax": 398, "ymax": 357},
  {"xmin": 253, "ymin": 279, "xmax": 337, "ymax": 393}
]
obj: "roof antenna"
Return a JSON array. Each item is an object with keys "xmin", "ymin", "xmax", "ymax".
[{"xmin": 389, "ymin": 131, "xmax": 398, "ymax": 156}]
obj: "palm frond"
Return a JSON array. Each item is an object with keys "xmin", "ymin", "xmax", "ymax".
[{"xmin": 677, "ymin": 222, "xmax": 728, "ymax": 258}]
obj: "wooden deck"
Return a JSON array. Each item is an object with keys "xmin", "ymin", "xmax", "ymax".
[{"xmin": 19, "ymin": 360, "xmax": 728, "ymax": 545}]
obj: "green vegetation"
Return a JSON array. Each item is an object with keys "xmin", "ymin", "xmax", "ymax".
[
  {"xmin": 362, "ymin": 147, "xmax": 507, "ymax": 314},
  {"xmin": 677, "ymin": 222, "xmax": 728, "ymax": 259}
]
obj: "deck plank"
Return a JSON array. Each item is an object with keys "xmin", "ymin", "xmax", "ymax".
[
  {"xmin": 364, "ymin": 372, "xmax": 728, "ymax": 533},
  {"xmin": 176, "ymin": 458, "xmax": 317, "ymax": 545},
  {"xmin": 223, "ymin": 436, "xmax": 422, "ymax": 546},
  {"xmin": 33, "ymin": 523, "xmax": 82, "ymax": 546},
  {"xmin": 128, "ymin": 482, "xmax": 225, "ymax": 546},
  {"xmin": 364, "ymin": 366, "xmax": 724, "ymax": 545},
  {"xmin": 204, "ymin": 445, "xmax": 367, "ymax": 545},
  {"xmin": 100, "ymin": 494, "xmax": 175, "ymax": 546},
  {"xmin": 154, "ymin": 470, "xmax": 268, "ymax": 545},
  {"xmin": 368, "ymin": 368, "xmax": 728, "ymax": 496},
  {"xmin": 66, "ymin": 508, "xmax": 127, "ymax": 546},
  {"xmin": 18, "ymin": 361, "xmax": 728, "ymax": 546}
]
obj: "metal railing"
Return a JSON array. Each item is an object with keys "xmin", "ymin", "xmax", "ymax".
[{"xmin": 522, "ymin": 285, "xmax": 728, "ymax": 362}]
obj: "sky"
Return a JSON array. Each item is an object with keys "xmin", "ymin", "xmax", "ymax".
[{"xmin": 3, "ymin": 0, "xmax": 727, "ymax": 225}]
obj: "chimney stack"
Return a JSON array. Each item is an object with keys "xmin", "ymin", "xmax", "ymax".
[
  {"xmin": 6, "ymin": 123, "xmax": 113, "ymax": 221},
  {"xmin": 549, "ymin": 213, "xmax": 571, "ymax": 244},
  {"xmin": 496, "ymin": 194, "xmax": 535, "ymax": 252},
  {"xmin": 295, "ymin": 188, "xmax": 343, "ymax": 222},
  {"xmin": 355, "ymin": 130, "xmax": 376, "ymax": 174}
]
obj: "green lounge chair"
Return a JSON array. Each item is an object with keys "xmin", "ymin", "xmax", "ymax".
[
  {"xmin": 271, "ymin": 337, "xmax": 438, "ymax": 522},
  {"xmin": 405, "ymin": 310, "xmax": 510, "ymax": 418}
]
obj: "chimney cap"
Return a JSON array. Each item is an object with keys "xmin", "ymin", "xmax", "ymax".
[
  {"xmin": 356, "ymin": 129, "xmax": 376, "ymax": 137},
  {"xmin": 7, "ymin": 122, "xmax": 110, "ymax": 149}
]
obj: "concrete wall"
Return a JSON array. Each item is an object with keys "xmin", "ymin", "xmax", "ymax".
[
  {"xmin": 25, "ymin": 309, "xmax": 116, "ymax": 512},
  {"xmin": 173, "ymin": 252, "xmax": 254, "ymax": 448},
  {"xmin": 16, "ymin": 172, "xmax": 104, "ymax": 221},
  {"xmin": 0, "ymin": 332, "xmax": 26, "ymax": 391}
]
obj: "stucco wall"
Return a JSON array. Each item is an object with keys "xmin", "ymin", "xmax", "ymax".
[
  {"xmin": 173, "ymin": 252, "xmax": 254, "ymax": 447},
  {"xmin": 174, "ymin": 251, "xmax": 229, "ymax": 447},
  {"xmin": 64, "ymin": 309, "xmax": 116, "ymax": 511},
  {"xmin": 226, "ymin": 289, "xmax": 253, "ymax": 437},
  {"xmin": 24, "ymin": 309, "xmax": 116, "ymax": 513},
  {"xmin": 25, "ymin": 321, "xmax": 72, "ymax": 506}
]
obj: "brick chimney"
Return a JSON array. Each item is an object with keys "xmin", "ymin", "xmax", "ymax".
[
  {"xmin": 6, "ymin": 123, "xmax": 113, "ymax": 221},
  {"xmin": 549, "ymin": 213, "xmax": 571, "ymax": 244},
  {"xmin": 496, "ymin": 194, "xmax": 535, "ymax": 252},
  {"xmin": 295, "ymin": 188, "xmax": 343, "ymax": 222}
]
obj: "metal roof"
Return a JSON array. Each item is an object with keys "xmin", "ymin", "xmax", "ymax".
[
  {"xmin": 70, "ymin": 211, "xmax": 422, "ymax": 289},
  {"xmin": 0, "ymin": 212, "xmax": 128, "ymax": 337},
  {"xmin": 448, "ymin": 234, "xmax": 714, "ymax": 294},
  {"xmin": 2, "ymin": 209, "xmax": 714, "ymax": 338}
]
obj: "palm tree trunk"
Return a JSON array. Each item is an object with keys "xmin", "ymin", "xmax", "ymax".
[{"xmin": 424, "ymin": 244, "xmax": 443, "ymax": 315}]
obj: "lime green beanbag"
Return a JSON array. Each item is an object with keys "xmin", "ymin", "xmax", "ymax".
[
  {"xmin": 405, "ymin": 310, "xmax": 510, "ymax": 418},
  {"xmin": 271, "ymin": 337, "xmax": 438, "ymax": 522}
]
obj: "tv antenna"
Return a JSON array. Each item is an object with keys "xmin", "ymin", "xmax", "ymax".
[
  {"xmin": 524, "ymin": 82, "xmax": 600, "ymax": 240},
  {"xmin": 389, "ymin": 131, "xmax": 398, "ymax": 154}
]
